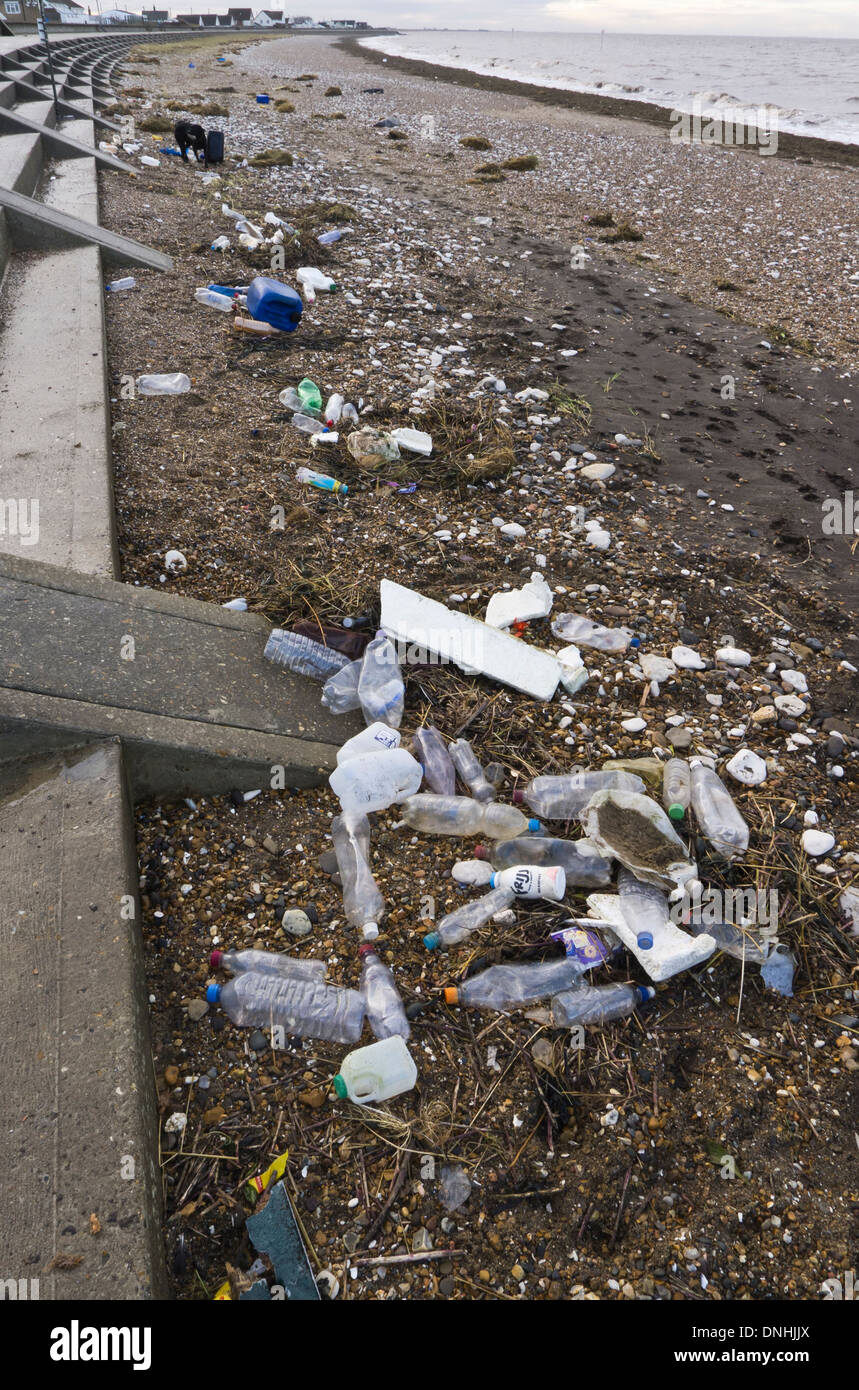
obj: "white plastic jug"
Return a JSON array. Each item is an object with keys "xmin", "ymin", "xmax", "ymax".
[
  {"xmin": 333, "ymin": 1035, "xmax": 417, "ymax": 1104},
  {"xmin": 328, "ymin": 747, "xmax": 422, "ymax": 815},
  {"xmin": 336, "ymin": 722, "xmax": 402, "ymax": 765}
]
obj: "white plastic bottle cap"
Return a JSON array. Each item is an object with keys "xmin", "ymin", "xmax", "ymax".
[{"xmin": 361, "ymin": 922, "xmax": 380, "ymax": 941}]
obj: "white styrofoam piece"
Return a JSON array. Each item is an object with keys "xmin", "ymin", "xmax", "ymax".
[
  {"xmin": 586, "ymin": 892, "xmax": 716, "ymax": 982},
  {"xmin": 380, "ymin": 579, "xmax": 562, "ymax": 700}
]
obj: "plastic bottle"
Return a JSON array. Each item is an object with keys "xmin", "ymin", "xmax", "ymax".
[
  {"xmin": 489, "ymin": 865, "xmax": 566, "ymax": 900},
  {"xmin": 550, "ymin": 614, "xmax": 632, "ymax": 652},
  {"xmin": 423, "ymin": 885, "xmax": 515, "ymax": 950},
  {"xmin": 296, "ymin": 466, "xmax": 348, "ymax": 495},
  {"xmin": 317, "ymin": 228, "xmax": 350, "ymax": 245},
  {"xmin": 297, "ymin": 267, "xmax": 337, "ymax": 294},
  {"xmin": 333, "ymin": 1035, "xmax": 416, "ymax": 1104},
  {"xmin": 444, "ymin": 957, "xmax": 588, "ymax": 1011},
  {"xmin": 210, "ymin": 948, "xmax": 326, "ymax": 980},
  {"xmin": 329, "ymin": 747, "xmax": 423, "ymax": 815},
  {"xmin": 512, "ymin": 771, "xmax": 645, "ymax": 820},
  {"xmin": 401, "ymin": 795, "xmax": 539, "ymax": 839},
  {"xmin": 336, "ymin": 722, "xmax": 401, "ymax": 764},
  {"xmin": 136, "ymin": 373, "xmax": 191, "ymax": 396},
  {"xmin": 357, "ymin": 632, "xmax": 404, "ymax": 729},
  {"xmin": 412, "ymin": 726, "xmax": 456, "ymax": 795},
  {"xmin": 194, "ymin": 287, "xmax": 234, "ymax": 311},
  {"xmin": 690, "ymin": 761, "xmax": 749, "ymax": 859},
  {"xmin": 341, "ymin": 402, "xmax": 360, "ymax": 423},
  {"xmin": 663, "ymin": 758, "xmax": 691, "ymax": 822},
  {"xmin": 106, "ymin": 276, "xmax": 135, "ymax": 292},
  {"xmin": 324, "ymin": 393, "xmax": 344, "ymax": 425},
  {"xmin": 359, "ymin": 945, "xmax": 410, "ymax": 1039},
  {"xmin": 449, "ymin": 738, "xmax": 495, "ymax": 802},
  {"xmin": 475, "ymin": 836, "xmax": 613, "ymax": 886},
  {"xmin": 211, "ymin": 235, "xmax": 231, "ymax": 251},
  {"xmin": 264, "ymin": 628, "xmax": 351, "ymax": 681},
  {"xmin": 331, "ymin": 813, "xmax": 385, "ymax": 931},
  {"xmin": 687, "ymin": 919, "xmax": 769, "ymax": 964},
  {"xmin": 321, "ymin": 658, "xmax": 362, "ymax": 714},
  {"xmin": 297, "ymin": 378, "xmax": 323, "ymax": 412},
  {"xmin": 551, "ymin": 981, "xmax": 655, "ymax": 1027},
  {"xmin": 206, "ymin": 973, "xmax": 365, "ymax": 1043},
  {"xmin": 292, "ymin": 413, "xmax": 325, "ymax": 436},
  {"xmin": 278, "ymin": 386, "xmax": 305, "ymax": 411},
  {"xmin": 617, "ymin": 865, "xmax": 670, "ymax": 951}
]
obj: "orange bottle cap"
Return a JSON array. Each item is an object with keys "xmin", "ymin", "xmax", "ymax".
[{"xmin": 443, "ymin": 986, "xmax": 459, "ymax": 1005}]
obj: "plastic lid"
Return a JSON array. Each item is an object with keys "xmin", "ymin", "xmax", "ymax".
[
  {"xmin": 358, "ymin": 943, "xmax": 376, "ymax": 959},
  {"xmin": 637, "ymin": 985, "xmax": 656, "ymax": 1003},
  {"xmin": 667, "ymin": 803, "xmax": 685, "ymax": 821},
  {"xmin": 527, "ymin": 818, "xmax": 541, "ymax": 833},
  {"xmin": 423, "ymin": 931, "xmax": 440, "ymax": 951},
  {"xmin": 361, "ymin": 921, "xmax": 380, "ymax": 941},
  {"xmin": 489, "ymin": 872, "xmax": 499, "ymax": 888},
  {"xmin": 209, "ymin": 950, "xmax": 224, "ymax": 968},
  {"xmin": 474, "ymin": 844, "xmax": 489, "ymax": 861},
  {"xmin": 511, "ymin": 789, "xmax": 524, "ymax": 805},
  {"xmin": 332, "ymin": 1073, "xmax": 347, "ymax": 1099},
  {"xmin": 443, "ymin": 987, "xmax": 459, "ymax": 1005},
  {"xmin": 636, "ymin": 932, "xmax": 654, "ymax": 951},
  {"xmin": 205, "ymin": 983, "xmax": 221, "ymax": 1004}
]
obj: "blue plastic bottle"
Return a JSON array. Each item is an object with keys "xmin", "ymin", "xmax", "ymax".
[{"xmin": 245, "ymin": 276, "xmax": 304, "ymax": 333}]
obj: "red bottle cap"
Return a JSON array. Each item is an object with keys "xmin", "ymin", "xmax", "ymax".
[
  {"xmin": 209, "ymin": 949, "xmax": 224, "ymax": 968},
  {"xmin": 358, "ymin": 943, "xmax": 376, "ymax": 959},
  {"xmin": 474, "ymin": 844, "xmax": 489, "ymax": 860},
  {"xmin": 511, "ymin": 789, "xmax": 524, "ymax": 805}
]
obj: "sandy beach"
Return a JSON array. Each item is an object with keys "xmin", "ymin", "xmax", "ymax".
[{"xmin": 101, "ymin": 31, "xmax": 858, "ymax": 1303}]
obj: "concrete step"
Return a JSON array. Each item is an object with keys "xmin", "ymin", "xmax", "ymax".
[
  {"xmin": 0, "ymin": 554, "xmax": 363, "ymax": 799},
  {"xmin": 0, "ymin": 741, "xmax": 166, "ymax": 1299}
]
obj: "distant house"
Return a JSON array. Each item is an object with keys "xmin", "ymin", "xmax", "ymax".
[
  {"xmin": 16, "ymin": 0, "xmax": 93, "ymax": 22},
  {"xmin": 253, "ymin": 8, "xmax": 284, "ymax": 25},
  {"xmin": 227, "ymin": 5, "xmax": 252, "ymax": 23},
  {"xmin": 327, "ymin": 18, "xmax": 359, "ymax": 28},
  {"xmin": 100, "ymin": 8, "xmax": 141, "ymax": 21},
  {"xmin": 287, "ymin": 14, "xmax": 314, "ymax": 25},
  {"xmin": 141, "ymin": 6, "xmax": 170, "ymax": 20}
]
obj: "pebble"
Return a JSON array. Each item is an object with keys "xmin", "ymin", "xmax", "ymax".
[
  {"xmin": 726, "ymin": 749, "xmax": 767, "ymax": 786},
  {"xmin": 186, "ymin": 999, "xmax": 209, "ymax": 1021},
  {"xmin": 802, "ymin": 829, "xmax": 835, "ymax": 857},
  {"xmin": 282, "ymin": 908, "xmax": 313, "ymax": 937},
  {"xmin": 716, "ymin": 646, "xmax": 751, "ymax": 667}
]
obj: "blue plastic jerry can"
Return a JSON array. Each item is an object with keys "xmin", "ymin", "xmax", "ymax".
[{"xmin": 246, "ymin": 277, "xmax": 304, "ymax": 333}]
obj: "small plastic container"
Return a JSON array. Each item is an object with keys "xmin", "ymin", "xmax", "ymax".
[
  {"xmin": 333, "ymin": 1035, "xmax": 417, "ymax": 1104},
  {"xmin": 245, "ymin": 276, "xmax": 304, "ymax": 333}
]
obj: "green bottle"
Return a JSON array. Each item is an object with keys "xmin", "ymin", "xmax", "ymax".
[{"xmin": 297, "ymin": 377, "xmax": 322, "ymax": 412}]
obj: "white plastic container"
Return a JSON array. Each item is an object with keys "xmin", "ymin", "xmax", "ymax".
[
  {"xmin": 328, "ymin": 747, "xmax": 423, "ymax": 815},
  {"xmin": 489, "ymin": 864, "xmax": 566, "ymax": 900},
  {"xmin": 333, "ymin": 1035, "xmax": 417, "ymax": 1105},
  {"xmin": 336, "ymin": 722, "xmax": 402, "ymax": 765}
]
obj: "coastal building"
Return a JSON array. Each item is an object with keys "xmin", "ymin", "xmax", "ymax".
[
  {"xmin": 227, "ymin": 5, "xmax": 253, "ymax": 23},
  {"xmin": 253, "ymin": 8, "xmax": 285, "ymax": 24}
]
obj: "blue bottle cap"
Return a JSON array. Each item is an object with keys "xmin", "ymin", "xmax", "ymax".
[
  {"xmin": 205, "ymin": 983, "xmax": 221, "ymax": 1004},
  {"xmin": 423, "ymin": 932, "xmax": 440, "ymax": 951},
  {"xmin": 630, "ymin": 637, "xmax": 641, "ymax": 648},
  {"xmin": 489, "ymin": 872, "xmax": 498, "ymax": 888},
  {"xmin": 637, "ymin": 932, "xmax": 653, "ymax": 951},
  {"xmin": 527, "ymin": 818, "xmax": 541, "ymax": 832}
]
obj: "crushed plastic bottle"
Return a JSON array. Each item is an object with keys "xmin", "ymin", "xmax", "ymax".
[
  {"xmin": 401, "ymin": 795, "xmax": 539, "ymax": 839},
  {"xmin": 136, "ymin": 373, "xmax": 191, "ymax": 396},
  {"xmin": 760, "ymin": 943, "xmax": 796, "ymax": 996},
  {"xmin": 333, "ymin": 1035, "xmax": 416, "ymax": 1104},
  {"xmin": 264, "ymin": 628, "xmax": 351, "ymax": 681},
  {"xmin": 321, "ymin": 658, "xmax": 363, "ymax": 714},
  {"xmin": 439, "ymin": 1163, "xmax": 472, "ymax": 1212},
  {"xmin": 206, "ymin": 973, "xmax": 365, "ymax": 1043},
  {"xmin": 444, "ymin": 957, "xmax": 589, "ymax": 1011},
  {"xmin": 663, "ymin": 757, "xmax": 691, "ymax": 822},
  {"xmin": 278, "ymin": 386, "xmax": 306, "ymax": 411},
  {"xmin": 210, "ymin": 947, "xmax": 326, "ymax": 981},
  {"xmin": 617, "ymin": 865, "xmax": 671, "ymax": 951},
  {"xmin": 296, "ymin": 466, "xmax": 348, "ymax": 494},
  {"xmin": 690, "ymin": 760, "xmax": 750, "ymax": 859},
  {"xmin": 474, "ymin": 836, "xmax": 613, "ymax": 886},
  {"xmin": 329, "ymin": 747, "xmax": 423, "ymax": 815},
  {"xmin": 687, "ymin": 918, "xmax": 769, "ymax": 964},
  {"xmin": 512, "ymin": 771, "xmax": 645, "ymax": 820},
  {"xmin": 211, "ymin": 235, "xmax": 231, "ymax": 252},
  {"xmin": 550, "ymin": 614, "xmax": 632, "ymax": 652},
  {"xmin": 357, "ymin": 632, "xmax": 405, "ymax": 728},
  {"xmin": 359, "ymin": 945, "xmax": 410, "ymax": 1039},
  {"xmin": 551, "ymin": 981, "xmax": 655, "ymax": 1027},
  {"xmin": 332, "ymin": 813, "xmax": 385, "ymax": 930},
  {"xmin": 449, "ymin": 737, "xmax": 495, "ymax": 801},
  {"xmin": 423, "ymin": 884, "xmax": 515, "ymax": 949},
  {"xmin": 297, "ymin": 377, "xmax": 323, "ymax": 412},
  {"xmin": 489, "ymin": 865, "xmax": 566, "ymax": 900},
  {"xmin": 412, "ymin": 725, "xmax": 456, "ymax": 795}
]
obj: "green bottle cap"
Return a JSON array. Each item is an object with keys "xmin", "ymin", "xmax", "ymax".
[
  {"xmin": 668, "ymin": 803, "xmax": 685, "ymax": 821},
  {"xmin": 333, "ymin": 1074, "xmax": 347, "ymax": 1099}
]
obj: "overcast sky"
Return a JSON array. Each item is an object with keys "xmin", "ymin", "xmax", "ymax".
[{"xmin": 163, "ymin": 0, "xmax": 858, "ymax": 37}]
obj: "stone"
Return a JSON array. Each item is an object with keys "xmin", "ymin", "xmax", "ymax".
[
  {"xmin": 716, "ymin": 646, "xmax": 751, "ymax": 667},
  {"xmin": 249, "ymin": 1030, "xmax": 268, "ymax": 1051},
  {"xmin": 186, "ymin": 998, "xmax": 209, "ymax": 1021},
  {"xmin": 164, "ymin": 1065, "xmax": 179, "ymax": 1086},
  {"xmin": 671, "ymin": 645, "xmax": 706, "ymax": 669},
  {"xmin": 725, "ymin": 749, "xmax": 767, "ymax": 786},
  {"xmin": 666, "ymin": 727, "xmax": 692, "ymax": 749},
  {"xmin": 282, "ymin": 909, "xmax": 313, "ymax": 937},
  {"xmin": 413, "ymin": 1226, "xmax": 433, "ymax": 1251},
  {"xmin": 298, "ymin": 1087, "xmax": 326, "ymax": 1109},
  {"xmin": 802, "ymin": 829, "xmax": 835, "ymax": 857}
]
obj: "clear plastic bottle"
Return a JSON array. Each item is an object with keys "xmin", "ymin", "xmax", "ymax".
[
  {"xmin": 194, "ymin": 287, "xmax": 234, "ymax": 311},
  {"xmin": 401, "ymin": 795, "xmax": 539, "ymax": 839},
  {"xmin": 449, "ymin": 738, "xmax": 495, "ymax": 802},
  {"xmin": 423, "ymin": 885, "xmax": 515, "ymax": 950},
  {"xmin": 475, "ymin": 836, "xmax": 613, "ymax": 887},
  {"xmin": 210, "ymin": 948, "xmax": 326, "ymax": 980},
  {"xmin": 106, "ymin": 276, "xmax": 136, "ymax": 292},
  {"xmin": 489, "ymin": 865, "xmax": 566, "ymax": 900},
  {"xmin": 359, "ymin": 945, "xmax": 410, "ymax": 1039},
  {"xmin": 321, "ymin": 658, "xmax": 363, "ymax": 714},
  {"xmin": 292, "ymin": 413, "xmax": 325, "ymax": 435},
  {"xmin": 341, "ymin": 402, "xmax": 360, "ymax": 423},
  {"xmin": 357, "ymin": 632, "xmax": 405, "ymax": 729},
  {"xmin": 512, "ymin": 771, "xmax": 645, "ymax": 819},
  {"xmin": 550, "ymin": 614, "xmax": 632, "ymax": 652},
  {"xmin": 332, "ymin": 813, "xmax": 385, "ymax": 930},
  {"xmin": 136, "ymin": 372, "xmax": 191, "ymax": 396},
  {"xmin": 412, "ymin": 726, "xmax": 456, "ymax": 795},
  {"xmin": 690, "ymin": 761, "xmax": 749, "ymax": 859},
  {"xmin": 206, "ymin": 973, "xmax": 365, "ymax": 1043},
  {"xmin": 324, "ymin": 392, "xmax": 344, "ymax": 425},
  {"xmin": 296, "ymin": 466, "xmax": 347, "ymax": 494},
  {"xmin": 687, "ymin": 919, "xmax": 768, "ymax": 964},
  {"xmin": 617, "ymin": 865, "xmax": 670, "ymax": 951},
  {"xmin": 333, "ymin": 1035, "xmax": 416, "ymax": 1104},
  {"xmin": 264, "ymin": 628, "xmax": 351, "ymax": 681},
  {"xmin": 444, "ymin": 958, "xmax": 588, "ymax": 1011},
  {"xmin": 329, "ymin": 748, "xmax": 423, "ymax": 815},
  {"xmin": 551, "ymin": 981, "xmax": 655, "ymax": 1027},
  {"xmin": 278, "ymin": 385, "xmax": 306, "ymax": 411},
  {"xmin": 663, "ymin": 758, "xmax": 691, "ymax": 822}
]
